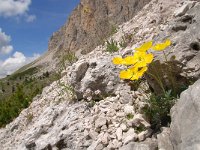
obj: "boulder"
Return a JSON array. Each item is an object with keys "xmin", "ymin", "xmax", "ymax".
[
  {"xmin": 67, "ymin": 50, "xmax": 122, "ymax": 100},
  {"xmin": 157, "ymin": 127, "xmax": 173, "ymax": 150},
  {"xmin": 119, "ymin": 139, "xmax": 158, "ymax": 150},
  {"xmin": 95, "ymin": 117, "xmax": 107, "ymax": 129},
  {"xmin": 174, "ymin": 1, "xmax": 196, "ymax": 17},
  {"xmin": 116, "ymin": 128, "xmax": 123, "ymax": 141},
  {"xmin": 123, "ymin": 128, "xmax": 138, "ymax": 144},
  {"xmin": 169, "ymin": 79, "xmax": 200, "ymax": 150}
]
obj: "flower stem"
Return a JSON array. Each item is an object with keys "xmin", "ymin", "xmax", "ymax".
[
  {"xmin": 146, "ymin": 72, "xmax": 166, "ymax": 94},
  {"xmin": 162, "ymin": 51, "xmax": 168, "ymax": 62}
]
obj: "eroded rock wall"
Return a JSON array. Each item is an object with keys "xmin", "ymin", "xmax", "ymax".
[{"xmin": 48, "ymin": 0, "xmax": 151, "ymax": 55}]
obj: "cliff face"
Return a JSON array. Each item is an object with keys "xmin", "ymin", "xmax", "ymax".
[{"xmin": 48, "ymin": 0, "xmax": 151, "ymax": 55}]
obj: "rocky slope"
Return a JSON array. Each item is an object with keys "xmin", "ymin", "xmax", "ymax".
[{"xmin": 1, "ymin": 0, "xmax": 200, "ymax": 150}]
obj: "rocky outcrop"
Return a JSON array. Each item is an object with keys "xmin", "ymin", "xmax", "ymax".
[
  {"xmin": 67, "ymin": 46, "xmax": 121, "ymax": 100},
  {"xmin": 48, "ymin": 0, "xmax": 151, "ymax": 55},
  {"xmin": 158, "ymin": 79, "xmax": 200, "ymax": 150},
  {"xmin": 154, "ymin": 1, "xmax": 200, "ymax": 80},
  {"xmin": 170, "ymin": 79, "xmax": 200, "ymax": 150}
]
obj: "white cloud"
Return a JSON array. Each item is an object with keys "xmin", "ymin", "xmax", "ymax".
[
  {"xmin": 0, "ymin": 28, "xmax": 13, "ymax": 55},
  {"xmin": 0, "ymin": 0, "xmax": 31, "ymax": 17},
  {"xmin": 0, "ymin": 51, "xmax": 40, "ymax": 78},
  {"xmin": 0, "ymin": 0, "xmax": 36, "ymax": 22},
  {"xmin": 25, "ymin": 14, "xmax": 36, "ymax": 22}
]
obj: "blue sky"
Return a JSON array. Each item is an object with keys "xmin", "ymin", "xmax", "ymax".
[{"xmin": 0, "ymin": 0, "xmax": 80, "ymax": 78}]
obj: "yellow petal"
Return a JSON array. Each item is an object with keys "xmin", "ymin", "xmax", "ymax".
[
  {"xmin": 145, "ymin": 53, "xmax": 154, "ymax": 64},
  {"xmin": 129, "ymin": 65, "xmax": 139, "ymax": 72},
  {"xmin": 130, "ymin": 75, "xmax": 139, "ymax": 81},
  {"xmin": 135, "ymin": 41, "xmax": 153, "ymax": 52},
  {"xmin": 134, "ymin": 61, "xmax": 147, "ymax": 68},
  {"xmin": 152, "ymin": 44, "xmax": 165, "ymax": 51},
  {"xmin": 130, "ymin": 66, "xmax": 147, "ymax": 80},
  {"xmin": 124, "ymin": 56, "xmax": 135, "ymax": 65},
  {"xmin": 112, "ymin": 57, "xmax": 124, "ymax": 65},
  {"xmin": 134, "ymin": 51, "xmax": 146, "ymax": 57},
  {"xmin": 138, "ymin": 67, "xmax": 148, "ymax": 77},
  {"xmin": 165, "ymin": 39, "xmax": 171, "ymax": 47},
  {"xmin": 119, "ymin": 69, "xmax": 133, "ymax": 79},
  {"xmin": 152, "ymin": 39, "xmax": 171, "ymax": 51}
]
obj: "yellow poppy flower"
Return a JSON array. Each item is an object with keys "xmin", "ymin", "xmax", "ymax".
[
  {"xmin": 133, "ymin": 52, "xmax": 154, "ymax": 67},
  {"xmin": 112, "ymin": 57, "xmax": 124, "ymax": 65},
  {"xmin": 152, "ymin": 39, "xmax": 171, "ymax": 51},
  {"xmin": 135, "ymin": 41, "xmax": 153, "ymax": 52}
]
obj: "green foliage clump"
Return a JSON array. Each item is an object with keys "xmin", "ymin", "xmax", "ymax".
[
  {"xmin": 63, "ymin": 51, "xmax": 78, "ymax": 65},
  {"xmin": 59, "ymin": 51, "xmax": 78, "ymax": 72},
  {"xmin": 0, "ymin": 68, "xmax": 61, "ymax": 128},
  {"xmin": 135, "ymin": 124, "xmax": 146, "ymax": 133},
  {"xmin": 106, "ymin": 39, "xmax": 119, "ymax": 53},
  {"xmin": 0, "ymin": 85, "xmax": 36, "ymax": 127},
  {"xmin": 58, "ymin": 81, "xmax": 76, "ymax": 101},
  {"xmin": 143, "ymin": 90, "xmax": 176, "ymax": 130},
  {"xmin": 126, "ymin": 113, "xmax": 134, "ymax": 120},
  {"xmin": 8, "ymin": 67, "xmax": 38, "ymax": 81}
]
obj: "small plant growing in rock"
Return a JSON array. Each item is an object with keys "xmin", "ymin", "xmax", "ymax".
[
  {"xmin": 58, "ymin": 51, "xmax": 78, "ymax": 74},
  {"xmin": 26, "ymin": 112, "xmax": 34, "ymax": 123},
  {"xmin": 106, "ymin": 39, "xmax": 119, "ymax": 53},
  {"xmin": 87, "ymin": 100, "xmax": 96, "ymax": 108},
  {"xmin": 143, "ymin": 90, "xmax": 176, "ymax": 129},
  {"xmin": 135, "ymin": 124, "xmax": 146, "ymax": 133},
  {"xmin": 126, "ymin": 113, "xmax": 134, "ymax": 120},
  {"xmin": 62, "ymin": 51, "xmax": 78, "ymax": 66},
  {"xmin": 112, "ymin": 39, "xmax": 181, "ymax": 129},
  {"xmin": 112, "ymin": 40, "xmax": 171, "ymax": 81},
  {"xmin": 59, "ymin": 82, "xmax": 76, "ymax": 100}
]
